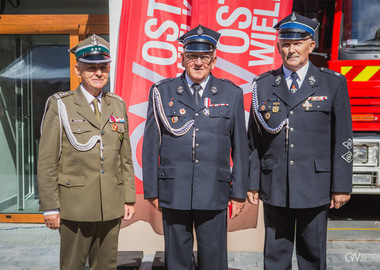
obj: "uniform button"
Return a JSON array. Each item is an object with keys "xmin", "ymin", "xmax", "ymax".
[
  {"xmin": 77, "ymin": 128, "xmax": 81, "ymax": 132},
  {"xmin": 102, "ymin": 157, "xmax": 105, "ymax": 161},
  {"xmin": 196, "ymin": 143, "xmax": 200, "ymax": 148},
  {"xmin": 195, "ymin": 113, "xmax": 199, "ymax": 117},
  {"xmin": 290, "ymin": 144, "xmax": 294, "ymax": 149},
  {"xmin": 195, "ymin": 128, "xmax": 200, "ymax": 132},
  {"xmin": 101, "ymin": 169, "xmax": 105, "ymax": 174},
  {"xmin": 66, "ymin": 181, "xmax": 70, "ymax": 186},
  {"xmin": 290, "ymin": 111, "xmax": 294, "ymax": 115},
  {"xmin": 161, "ymin": 172, "xmax": 165, "ymax": 177},
  {"xmin": 220, "ymin": 112, "xmax": 223, "ymax": 115},
  {"xmin": 101, "ymin": 130, "xmax": 104, "ymax": 135},
  {"xmin": 290, "ymin": 127, "xmax": 294, "ymax": 132},
  {"xmin": 317, "ymin": 105, "xmax": 320, "ymax": 109},
  {"xmin": 195, "ymin": 160, "xmax": 199, "ymax": 164},
  {"xmin": 290, "ymin": 160, "xmax": 294, "ymax": 165}
]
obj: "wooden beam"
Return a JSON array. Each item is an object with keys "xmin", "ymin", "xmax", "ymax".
[{"xmin": 0, "ymin": 214, "xmax": 44, "ymax": 223}]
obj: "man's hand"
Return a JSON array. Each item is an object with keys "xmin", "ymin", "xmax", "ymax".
[
  {"xmin": 148, "ymin": 198, "xmax": 161, "ymax": 212},
  {"xmin": 247, "ymin": 190, "xmax": 259, "ymax": 205},
  {"xmin": 44, "ymin": 214, "xmax": 60, "ymax": 230},
  {"xmin": 330, "ymin": 192, "xmax": 351, "ymax": 209},
  {"xmin": 229, "ymin": 198, "xmax": 245, "ymax": 219},
  {"xmin": 123, "ymin": 203, "xmax": 136, "ymax": 221}
]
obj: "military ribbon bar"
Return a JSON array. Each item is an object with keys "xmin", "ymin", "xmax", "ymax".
[{"xmin": 109, "ymin": 116, "xmax": 125, "ymax": 123}]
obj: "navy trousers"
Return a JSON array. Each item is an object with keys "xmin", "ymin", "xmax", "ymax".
[
  {"xmin": 162, "ymin": 208, "xmax": 228, "ymax": 270},
  {"xmin": 263, "ymin": 203, "xmax": 329, "ymax": 270}
]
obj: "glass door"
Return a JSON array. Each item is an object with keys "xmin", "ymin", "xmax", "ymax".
[{"xmin": 0, "ymin": 35, "xmax": 70, "ymax": 213}]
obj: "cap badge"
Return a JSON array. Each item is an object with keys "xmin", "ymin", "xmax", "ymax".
[
  {"xmin": 197, "ymin": 26, "xmax": 203, "ymax": 36},
  {"xmin": 291, "ymin": 12, "xmax": 296, "ymax": 22},
  {"xmin": 91, "ymin": 34, "xmax": 99, "ymax": 46}
]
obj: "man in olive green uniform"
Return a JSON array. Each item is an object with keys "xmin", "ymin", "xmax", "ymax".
[{"xmin": 37, "ymin": 35, "xmax": 136, "ymax": 270}]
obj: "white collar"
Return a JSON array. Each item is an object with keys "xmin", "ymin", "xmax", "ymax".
[
  {"xmin": 283, "ymin": 61, "xmax": 310, "ymax": 84},
  {"xmin": 80, "ymin": 84, "xmax": 103, "ymax": 104},
  {"xmin": 185, "ymin": 73, "xmax": 210, "ymax": 90}
]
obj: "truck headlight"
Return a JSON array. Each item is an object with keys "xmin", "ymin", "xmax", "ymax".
[{"xmin": 353, "ymin": 143, "xmax": 378, "ymax": 166}]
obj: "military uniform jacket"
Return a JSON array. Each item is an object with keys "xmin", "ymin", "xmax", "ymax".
[
  {"xmin": 248, "ymin": 63, "xmax": 353, "ymax": 209},
  {"xmin": 37, "ymin": 87, "xmax": 136, "ymax": 222},
  {"xmin": 143, "ymin": 73, "xmax": 248, "ymax": 210}
]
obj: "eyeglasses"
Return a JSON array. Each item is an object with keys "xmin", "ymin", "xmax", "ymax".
[{"xmin": 185, "ymin": 54, "xmax": 213, "ymax": 64}]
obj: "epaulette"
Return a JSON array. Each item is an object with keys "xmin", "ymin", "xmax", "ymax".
[
  {"xmin": 320, "ymin": 67, "xmax": 344, "ymax": 79},
  {"xmin": 154, "ymin": 78, "xmax": 173, "ymax": 87},
  {"xmin": 53, "ymin": 91, "xmax": 73, "ymax": 100},
  {"xmin": 220, "ymin": 78, "xmax": 238, "ymax": 87},
  {"xmin": 253, "ymin": 70, "xmax": 272, "ymax": 82},
  {"xmin": 106, "ymin": 92, "xmax": 124, "ymax": 102}
]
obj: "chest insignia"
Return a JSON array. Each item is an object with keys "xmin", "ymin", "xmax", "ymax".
[
  {"xmin": 308, "ymin": 96, "xmax": 328, "ymax": 101},
  {"xmin": 169, "ymin": 98, "xmax": 174, "ymax": 107},
  {"xmin": 302, "ymin": 100, "xmax": 313, "ymax": 110},
  {"xmin": 172, "ymin": 116, "xmax": 178, "ymax": 123},
  {"xmin": 71, "ymin": 119, "xmax": 86, "ymax": 122},
  {"xmin": 203, "ymin": 108, "xmax": 210, "ymax": 116},
  {"xmin": 341, "ymin": 151, "xmax": 353, "ymax": 163},
  {"xmin": 265, "ymin": 112, "xmax": 271, "ymax": 120},
  {"xmin": 272, "ymin": 106, "xmax": 279, "ymax": 113},
  {"xmin": 109, "ymin": 116, "xmax": 125, "ymax": 123},
  {"xmin": 112, "ymin": 123, "xmax": 119, "ymax": 131},
  {"xmin": 180, "ymin": 108, "xmax": 186, "ymax": 115}
]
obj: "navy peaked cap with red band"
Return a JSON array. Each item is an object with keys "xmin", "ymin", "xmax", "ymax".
[
  {"xmin": 274, "ymin": 12, "xmax": 320, "ymax": 40},
  {"xmin": 178, "ymin": 25, "xmax": 221, "ymax": 52}
]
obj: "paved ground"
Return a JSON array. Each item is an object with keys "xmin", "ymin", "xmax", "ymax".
[{"xmin": 1, "ymin": 223, "xmax": 380, "ymax": 269}]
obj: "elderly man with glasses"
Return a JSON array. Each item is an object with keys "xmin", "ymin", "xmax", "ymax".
[{"xmin": 142, "ymin": 25, "xmax": 248, "ymax": 270}]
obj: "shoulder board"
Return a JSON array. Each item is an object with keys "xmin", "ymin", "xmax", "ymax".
[
  {"xmin": 154, "ymin": 78, "xmax": 173, "ymax": 87},
  {"xmin": 253, "ymin": 70, "xmax": 272, "ymax": 82},
  {"xmin": 53, "ymin": 91, "xmax": 73, "ymax": 100},
  {"xmin": 220, "ymin": 78, "xmax": 239, "ymax": 87},
  {"xmin": 106, "ymin": 92, "xmax": 124, "ymax": 102},
  {"xmin": 319, "ymin": 67, "xmax": 343, "ymax": 78}
]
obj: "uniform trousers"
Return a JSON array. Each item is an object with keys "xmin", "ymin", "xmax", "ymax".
[
  {"xmin": 263, "ymin": 203, "xmax": 329, "ymax": 270},
  {"xmin": 59, "ymin": 218, "xmax": 121, "ymax": 270},
  {"xmin": 162, "ymin": 208, "xmax": 227, "ymax": 270}
]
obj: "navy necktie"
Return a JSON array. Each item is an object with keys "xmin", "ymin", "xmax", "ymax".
[
  {"xmin": 290, "ymin": 72, "xmax": 299, "ymax": 94},
  {"xmin": 192, "ymin": 83, "xmax": 201, "ymax": 105}
]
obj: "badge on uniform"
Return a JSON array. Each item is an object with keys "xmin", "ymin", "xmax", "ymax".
[
  {"xmin": 169, "ymin": 98, "xmax": 174, "ymax": 107},
  {"xmin": 109, "ymin": 116, "xmax": 125, "ymax": 123},
  {"xmin": 119, "ymin": 133, "xmax": 124, "ymax": 142},
  {"xmin": 272, "ymin": 102, "xmax": 280, "ymax": 113},
  {"xmin": 203, "ymin": 108, "xmax": 209, "ymax": 116},
  {"xmin": 172, "ymin": 116, "xmax": 178, "ymax": 123},
  {"xmin": 180, "ymin": 108, "xmax": 186, "ymax": 115},
  {"xmin": 302, "ymin": 100, "xmax": 313, "ymax": 110},
  {"xmin": 112, "ymin": 123, "xmax": 119, "ymax": 131},
  {"xmin": 308, "ymin": 96, "xmax": 328, "ymax": 101},
  {"xmin": 265, "ymin": 112, "xmax": 271, "ymax": 120}
]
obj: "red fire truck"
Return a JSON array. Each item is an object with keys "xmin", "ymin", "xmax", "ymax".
[{"xmin": 293, "ymin": 0, "xmax": 380, "ymax": 193}]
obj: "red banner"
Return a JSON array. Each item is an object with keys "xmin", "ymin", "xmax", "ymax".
[{"xmin": 115, "ymin": 0, "xmax": 293, "ymax": 232}]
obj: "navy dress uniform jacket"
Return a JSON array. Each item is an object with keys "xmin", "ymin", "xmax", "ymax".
[
  {"xmin": 143, "ymin": 72, "xmax": 248, "ymax": 210},
  {"xmin": 248, "ymin": 63, "xmax": 353, "ymax": 209}
]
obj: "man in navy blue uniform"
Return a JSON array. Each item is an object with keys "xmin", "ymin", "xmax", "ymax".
[
  {"xmin": 142, "ymin": 25, "xmax": 248, "ymax": 270},
  {"xmin": 247, "ymin": 13, "xmax": 353, "ymax": 269}
]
